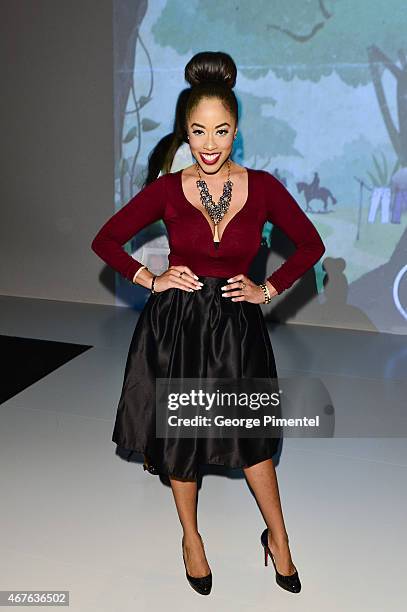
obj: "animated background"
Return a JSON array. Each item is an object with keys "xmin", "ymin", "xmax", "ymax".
[{"xmin": 113, "ymin": 0, "xmax": 407, "ymax": 334}]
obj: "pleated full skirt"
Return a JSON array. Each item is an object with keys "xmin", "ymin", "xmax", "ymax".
[{"xmin": 112, "ymin": 275, "xmax": 281, "ymax": 480}]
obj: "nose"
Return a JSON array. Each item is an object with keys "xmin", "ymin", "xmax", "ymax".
[{"xmin": 203, "ymin": 135, "xmax": 217, "ymax": 150}]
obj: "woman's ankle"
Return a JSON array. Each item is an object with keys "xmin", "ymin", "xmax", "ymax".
[
  {"xmin": 183, "ymin": 530, "xmax": 201, "ymax": 543},
  {"xmin": 268, "ymin": 528, "xmax": 289, "ymax": 549}
]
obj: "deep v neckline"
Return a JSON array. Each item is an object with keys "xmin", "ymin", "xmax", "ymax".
[{"xmin": 179, "ymin": 166, "xmax": 250, "ymax": 250}]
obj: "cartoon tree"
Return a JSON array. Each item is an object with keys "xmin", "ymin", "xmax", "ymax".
[{"xmin": 153, "ymin": 0, "xmax": 407, "ymax": 165}]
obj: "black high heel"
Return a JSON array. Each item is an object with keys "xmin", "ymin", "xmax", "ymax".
[
  {"xmin": 261, "ymin": 528, "xmax": 301, "ymax": 593},
  {"xmin": 182, "ymin": 534, "xmax": 212, "ymax": 595}
]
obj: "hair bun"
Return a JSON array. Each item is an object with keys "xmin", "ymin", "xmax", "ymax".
[{"xmin": 185, "ymin": 51, "xmax": 237, "ymax": 89}]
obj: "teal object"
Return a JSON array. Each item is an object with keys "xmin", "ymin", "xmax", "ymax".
[{"xmin": 262, "ymin": 221, "xmax": 274, "ymax": 247}]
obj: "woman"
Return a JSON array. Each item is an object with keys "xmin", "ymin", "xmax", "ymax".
[{"xmin": 91, "ymin": 51, "xmax": 325, "ymax": 596}]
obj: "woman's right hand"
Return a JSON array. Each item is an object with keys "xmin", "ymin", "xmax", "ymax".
[{"xmin": 153, "ymin": 266, "xmax": 203, "ymax": 293}]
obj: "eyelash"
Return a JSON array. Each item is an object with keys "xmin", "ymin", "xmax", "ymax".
[{"xmin": 192, "ymin": 129, "xmax": 229, "ymax": 136}]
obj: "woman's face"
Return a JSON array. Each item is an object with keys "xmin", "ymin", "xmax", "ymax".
[{"xmin": 186, "ymin": 97, "xmax": 237, "ymax": 174}]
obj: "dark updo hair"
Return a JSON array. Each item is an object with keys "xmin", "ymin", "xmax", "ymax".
[{"xmin": 184, "ymin": 51, "xmax": 238, "ymax": 137}]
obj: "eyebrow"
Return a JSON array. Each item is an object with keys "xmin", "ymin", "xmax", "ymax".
[{"xmin": 190, "ymin": 122, "xmax": 231, "ymax": 128}]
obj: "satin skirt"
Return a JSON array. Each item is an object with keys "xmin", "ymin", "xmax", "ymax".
[{"xmin": 112, "ymin": 275, "xmax": 281, "ymax": 480}]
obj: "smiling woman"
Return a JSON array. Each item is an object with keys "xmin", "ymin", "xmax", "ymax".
[{"xmin": 91, "ymin": 50, "xmax": 324, "ymax": 596}]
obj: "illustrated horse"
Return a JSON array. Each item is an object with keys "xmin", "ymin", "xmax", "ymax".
[{"xmin": 296, "ymin": 180, "xmax": 337, "ymax": 212}]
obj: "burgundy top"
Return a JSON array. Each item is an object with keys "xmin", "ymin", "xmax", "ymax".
[{"xmin": 91, "ymin": 168, "xmax": 325, "ymax": 294}]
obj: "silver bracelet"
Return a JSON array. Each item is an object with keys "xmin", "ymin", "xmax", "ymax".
[{"xmin": 151, "ymin": 275, "xmax": 157, "ymax": 294}]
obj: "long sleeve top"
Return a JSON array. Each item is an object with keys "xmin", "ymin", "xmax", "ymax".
[{"xmin": 91, "ymin": 167, "xmax": 325, "ymax": 294}]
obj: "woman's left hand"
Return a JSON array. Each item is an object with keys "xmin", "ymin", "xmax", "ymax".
[{"xmin": 221, "ymin": 274, "xmax": 273, "ymax": 304}]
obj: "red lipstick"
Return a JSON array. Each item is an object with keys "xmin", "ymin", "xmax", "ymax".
[{"xmin": 199, "ymin": 152, "xmax": 221, "ymax": 165}]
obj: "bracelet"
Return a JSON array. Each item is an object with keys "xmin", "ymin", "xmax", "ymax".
[
  {"xmin": 259, "ymin": 283, "xmax": 271, "ymax": 304},
  {"xmin": 151, "ymin": 275, "xmax": 157, "ymax": 294}
]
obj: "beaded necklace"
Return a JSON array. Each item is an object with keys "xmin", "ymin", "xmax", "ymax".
[{"xmin": 195, "ymin": 158, "xmax": 233, "ymax": 243}]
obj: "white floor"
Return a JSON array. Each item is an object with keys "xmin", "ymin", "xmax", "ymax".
[{"xmin": 0, "ymin": 294, "xmax": 406, "ymax": 612}]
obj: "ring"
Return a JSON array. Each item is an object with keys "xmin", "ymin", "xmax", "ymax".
[
  {"xmin": 179, "ymin": 271, "xmax": 184, "ymax": 278},
  {"xmin": 240, "ymin": 281, "xmax": 246, "ymax": 290}
]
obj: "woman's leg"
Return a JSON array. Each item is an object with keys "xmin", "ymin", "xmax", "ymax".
[
  {"xmin": 169, "ymin": 476, "xmax": 211, "ymax": 577},
  {"xmin": 243, "ymin": 458, "xmax": 297, "ymax": 575}
]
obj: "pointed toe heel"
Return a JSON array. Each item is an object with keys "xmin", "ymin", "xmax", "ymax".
[{"xmin": 260, "ymin": 527, "xmax": 301, "ymax": 593}]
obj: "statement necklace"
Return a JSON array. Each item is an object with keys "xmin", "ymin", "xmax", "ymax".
[{"xmin": 195, "ymin": 158, "xmax": 233, "ymax": 243}]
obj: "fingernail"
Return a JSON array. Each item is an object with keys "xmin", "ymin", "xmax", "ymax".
[
  {"xmin": 227, "ymin": 278, "xmax": 233, "ymax": 282},
  {"xmin": 193, "ymin": 274, "xmax": 199, "ymax": 279}
]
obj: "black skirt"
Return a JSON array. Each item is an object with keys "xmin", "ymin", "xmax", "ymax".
[{"xmin": 112, "ymin": 275, "xmax": 281, "ymax": 480}]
